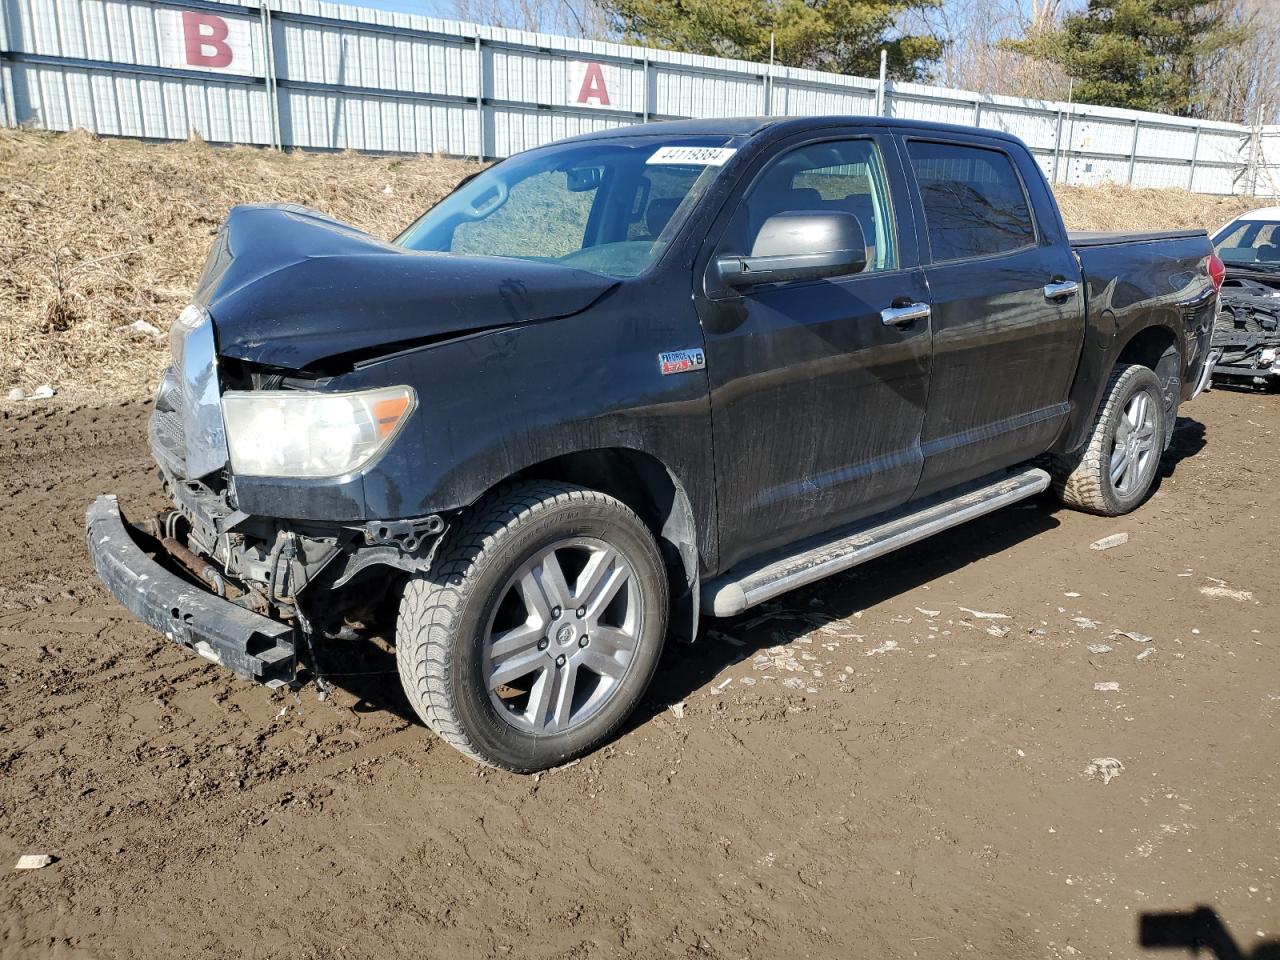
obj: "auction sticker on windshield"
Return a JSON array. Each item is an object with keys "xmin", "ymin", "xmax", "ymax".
[{"xmin": 647, "ymin": 146, "xmax": 736, "ymax": 166}]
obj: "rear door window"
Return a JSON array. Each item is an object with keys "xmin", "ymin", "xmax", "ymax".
[{"xmin": 906, "ymin": 141, "xmax": 1036, "ymax": 263}]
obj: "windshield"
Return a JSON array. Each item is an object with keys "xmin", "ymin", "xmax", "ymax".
[
  {"xmin": 1214, "ymin": 218, "xmax": 1280, "ymax": 267},
  {"xmin": 397, "ymin": 136, "xmax": 737, "ymax": 278}
]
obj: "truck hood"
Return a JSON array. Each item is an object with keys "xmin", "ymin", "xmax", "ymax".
[{"xmin": 195, "ymin": 204, "xmax": 620, "ymax": 370}]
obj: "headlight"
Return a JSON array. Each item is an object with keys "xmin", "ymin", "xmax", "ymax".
[
  {"xmin": 170, "ymin": 303, "xmax": 210, "ymax": 364},
  {"xmin": 221, "ymin": 386, "xmax": 415, "ymax": 478}
]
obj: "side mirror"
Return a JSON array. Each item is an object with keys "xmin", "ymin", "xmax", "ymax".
[{"xmin": 716, "ymin": 211, "xmax": 867, "ymax": 288}]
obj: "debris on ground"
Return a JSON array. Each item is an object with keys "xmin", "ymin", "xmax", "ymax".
[
  {"xmin": 6, "ymin": 387, "xmax": 24, "ymax": 400},
  {"xmin": 119, "ymin": 319, "xmax": 162, "ymax": 339},
  {"xmin": 1087, "ymin": 643, "xmax": 1113, "ymax": 654},
  {"xmin": 1072, "ymin": 617, "xmax": 1100, "ymax": 630},
  {"xmin": 1085, "ymin": 758, "xmax": 1124, "ymax": 784},
  {"xmin": 753, "ymin": 646, "xmax": 804, "ymax": 673},
  {"xmin": 867, "ymin": 640, "xmax": 899, "ymax": 656},
  {"xmin": 1136, "ymin": 648, "xmax": 1155, "ymax": 661},
  {"xmin": 916, "ymin": 607, "xmax": 940, "ymax": 617},
  {"xmin": 13, "ymin": 855, "xmax": 55, "ymax": 870},
  {"xmin": 958, "ymin": 607, "xmax": 1010, "ymax": 620},
  {"xmin": 1090, "ymin": 533, "xmax": 1130, "ymax": 551},
  {"xmin": 1115, "ymin": 630, "xmax": 1153, "ymax": 644},
  {"xmin": 1200, "ymin": 582, "xmax": 1254, "ymax": 602},
  {"xmin": 669, "ymin": 702, "xmax": 686, "ymax": 720},
  {"xmin": 1094, "ymin": 681, "xmax": 1120, "ymax": 692},
  {"xmin": 986, "ymin": 624, "xmax": 1011, "ymax": 638},
  {"xmin": 29, "ymin": 384, "xmax": 56, "ymax": 399}
]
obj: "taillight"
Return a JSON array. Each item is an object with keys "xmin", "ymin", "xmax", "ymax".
[{"xmin": 1207, "ymin": 253, "xmax": 1225, "ymax": 291}]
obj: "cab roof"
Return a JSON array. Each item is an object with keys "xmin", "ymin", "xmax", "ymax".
[{"xmin": 554, "ymin": 115, "xmax": 1029, "ymax": 148}]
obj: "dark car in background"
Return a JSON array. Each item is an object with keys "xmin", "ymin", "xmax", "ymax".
[{"xmin": 88, "ymin": 116, "xmax": 1221, "ymax": 772}]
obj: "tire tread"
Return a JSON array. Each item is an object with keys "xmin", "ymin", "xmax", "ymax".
[
  {"xmin": 395, "ymin": 481, "xmax": 660, "ymax": 771},
  {"xmin": 1052, "ymin": 363, "xmax": 1161, "ymax": 516}
]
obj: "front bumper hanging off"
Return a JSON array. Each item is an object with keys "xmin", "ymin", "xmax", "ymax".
[{"xmin": 85, "ymin": 495, "xmax": 297, "ymax": 686}]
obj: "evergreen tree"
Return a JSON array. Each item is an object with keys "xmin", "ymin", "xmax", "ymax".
[
  {"xmin": 1003, "ymin": 0, "xmax": 1247, "ymax": 115},
  {"xmin": 601, "ymin": 0, "xmax": 943, "ymax": 81}
]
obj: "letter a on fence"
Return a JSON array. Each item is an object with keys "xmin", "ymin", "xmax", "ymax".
[{"xmin": 568, "ymin": 61, "xmax": 611, "ymax": 108}]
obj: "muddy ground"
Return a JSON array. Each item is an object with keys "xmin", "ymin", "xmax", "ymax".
[{"xmin": 0, "ymin": 387, "xmax": 1276, "ymax": 960}]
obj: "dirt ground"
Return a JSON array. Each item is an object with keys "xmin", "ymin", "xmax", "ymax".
[{"xmin": 0, "ymin": 384, "xmax": 1277, "ymax": 960}]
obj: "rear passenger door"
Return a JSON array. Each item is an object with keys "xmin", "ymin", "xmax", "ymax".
[{"xmin": 900, "ymin": 136, "xmax": 1085, "ymax": 498}]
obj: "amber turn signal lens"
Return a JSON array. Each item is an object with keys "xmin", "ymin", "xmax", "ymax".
[{"xmin": 373, "ymin": 395, "xmax": 411, "ymax": 437}]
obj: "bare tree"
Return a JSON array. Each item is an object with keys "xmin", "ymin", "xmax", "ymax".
[
  {"xmin": 448, "ymin": 0, "xmax": 607, "ymax": 37},
  {"xmin": 1199, "ymin": 0, "xmax": 1280, "ymax": 124},
  {"xmin": 908, "ymin": 0, "xmax": 1071, "ymax": 101}
]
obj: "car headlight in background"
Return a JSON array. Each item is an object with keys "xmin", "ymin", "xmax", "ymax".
[{"xmin": 221, "ymin": 386, "xmax": 416, "ymax": 478}]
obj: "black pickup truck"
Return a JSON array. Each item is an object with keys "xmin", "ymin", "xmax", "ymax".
[{"xmin": 87, "ymin": 117, "xmax": 1221, "ymax": 771}]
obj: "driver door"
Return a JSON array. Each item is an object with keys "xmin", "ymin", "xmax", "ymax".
[{"xmin": 695, "ymin": 133, "xmax": 933, "ymax": 571}]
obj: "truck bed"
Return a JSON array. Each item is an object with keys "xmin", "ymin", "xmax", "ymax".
[{"xmin": 1069, "ymin": 230, "xmax": 1208, "ymax": 248}]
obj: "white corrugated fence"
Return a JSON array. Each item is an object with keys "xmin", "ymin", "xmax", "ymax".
[{"xmin": 2, "ymin": 0, "xmax": 1279, "ymax": 195}]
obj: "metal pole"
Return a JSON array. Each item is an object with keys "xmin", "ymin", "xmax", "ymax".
[
  {"xmin": 1187, "ymin": 124, "xmax": 1201, "ymax": 191},
  {"xmin": 972, "ymin": 98, "xmax": 981, "ymax": 127},
  {"xmin": 0, "ymin": 0, "xmax": 15, "ymax": 128},
  {"xmin": 1247, "ymin": 102, "xmax": 1264, "ymax": 196},
  {"xmin": 474, "ymin": 34, "xmax": 484, "ymax": 162},
  {"xmin": 1051, "ymin": 109, "xmax": 1064, "ymax": 183},
  {"xmin": 765, "ymin": 31, "xmax": 774, "ymax": 115},
  {"xmin": 641, "ymin": 56, "xmax": 649, "ymax": 122},
  {"xmin": 876, "ymin": 48, "xmax": 887, "ymax": 116},
  {"xmin": 1062, "ymin": 79, "xmax": 1074, "ymax": 184},
  {"xmin": 260, "ymin": 3, "xmax": 281, "ymax": 150},
  {"xmin": 1127, "ymin": 117, "xmax": 1140, "ymax": 186}
]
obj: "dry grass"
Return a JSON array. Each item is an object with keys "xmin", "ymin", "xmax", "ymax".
[
  {"xmin": 0, "ymin": 129, "xmax": 1262, "ymax": 398},
  {"xmin": 1053, "ymin": 182, "xmax": 1255, "ymax": 234},
  {"xmin": 0, "ymin": 129, "xmax": 479, "ymax": 398}
]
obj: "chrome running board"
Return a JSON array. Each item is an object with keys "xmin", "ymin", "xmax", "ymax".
[{"xmin": 701, "ymin": 466, "xmax": 1051, "ymax": 617}]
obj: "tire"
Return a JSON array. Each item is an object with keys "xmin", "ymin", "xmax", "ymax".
[
  {"xmin": 1153, "ymin": 344, "xmax": 1181, "ymax": 450},
  {"xmin": 396, "ymin": 481, "xmax": 669, "ymax": 772},
  {"xmin": 1052, "ymin": 363, "xmax": 1168, "ymax": 516}
]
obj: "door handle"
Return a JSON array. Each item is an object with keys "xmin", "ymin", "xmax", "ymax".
[
  {"xmin": 880, "ymin": 302, "xmax": 931, "ymax": 326},
  {"xmin": 1043, "ymin": 279, "xmax": 1080, "ymax": 301}
]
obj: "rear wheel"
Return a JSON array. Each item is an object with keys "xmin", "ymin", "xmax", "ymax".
[
  {"xmin": 1053, "ymin": 363, "xmax": 1168, "ymax": 516},
  {"xmin": 396, "ymin": 481, "xmax": 668, "ymax": 772}
]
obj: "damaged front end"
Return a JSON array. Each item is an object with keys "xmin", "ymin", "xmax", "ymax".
[
  {"xmin": 1212, "ymin": 277, "xmax": 1280, "ymax": 388},
  {"xmin": 87, "ymin": 305, "xmax": 445, "ymax": 688}
]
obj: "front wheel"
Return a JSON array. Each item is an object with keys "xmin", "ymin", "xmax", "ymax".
[
  {"xmin": 396, "ymin": 481, "xmax": 668, "ymax": 772},
  {"xmin": 1053, "ymin": 363, "xmax": 1168, "ymax": 516}
]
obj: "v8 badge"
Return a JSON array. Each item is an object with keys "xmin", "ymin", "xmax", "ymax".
[{"xmin": 658, "ymin": 348, "xmax": 706, "ymax": 376}]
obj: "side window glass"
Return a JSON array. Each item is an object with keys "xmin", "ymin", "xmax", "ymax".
[
  {"xmin": 452, "ymin": 169, "xmax": 598, "ymax": 259},
  {"xmin": 725, "ymin": 139, "xmax": 898, "ymax": 273},
  {"xmin": 906, "ymin": 141, "xmax": 1036, "ymax": 262},
  {"xmin": 627, "ymin": 167, "xmax": 704, "ymax": 242}
]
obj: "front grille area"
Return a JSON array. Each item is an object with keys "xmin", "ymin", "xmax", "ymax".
[{"xmin": 149, "ymin": 365, "xmax": 187, "ymax": 479}]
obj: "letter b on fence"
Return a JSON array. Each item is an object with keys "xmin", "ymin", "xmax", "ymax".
[
  {"xmin": 158, "ymin": 8, "xmax": 252, "ymax": 75},
  {"xmin": 182, "ymin": 12, "xmax": 233, "ymax": 68}
]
